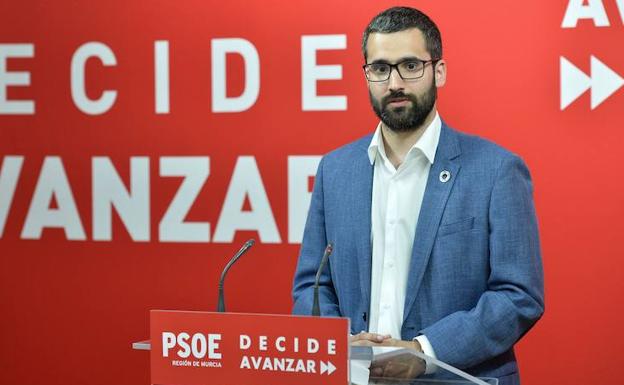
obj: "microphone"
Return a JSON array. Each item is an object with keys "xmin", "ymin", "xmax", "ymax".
[
  {"xmin": 217, "ymin": 239, "xmax": 255, "ymax": 312},
  {"xmin": 312, "ymin": 243, "xmax": 333, "ymax": 317}
]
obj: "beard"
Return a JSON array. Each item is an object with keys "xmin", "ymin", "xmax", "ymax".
[{"xmin": 369, "ymin": 80, "xmax": 437, "ymax": 133}]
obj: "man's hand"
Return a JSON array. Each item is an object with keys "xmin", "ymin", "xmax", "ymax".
[
  {"xmin": 350, "ymin": 332, "xmax": 392, "ymax": 346},
  {"xmin": 349, "ymin": 335, "xmax": 426, "ymax": 380}
]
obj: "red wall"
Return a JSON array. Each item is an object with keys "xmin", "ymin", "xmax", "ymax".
[{"xmin": 1, "ymin": 1, "xmax": 623, "ymax": 384}]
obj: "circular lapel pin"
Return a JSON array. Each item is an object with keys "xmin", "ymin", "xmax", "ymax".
[{"xmin": 439, "ymin": 170, "xmax": 451, "ymax": 183}]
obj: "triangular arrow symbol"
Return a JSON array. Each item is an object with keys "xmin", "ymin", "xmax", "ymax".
[
  {"xmin": 591, "ymin": 55, "xmax": 624, "ymax": 109},
  {"xmin": 326, "ymin": 360, "xmax": 336, "ymax": 375},
  {"xmin": 560, "ymin": 56, "xmax": 591, "ymax": 110}
]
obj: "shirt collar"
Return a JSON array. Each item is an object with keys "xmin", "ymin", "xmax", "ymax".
[{"xmin": 367, "ymin": 111, "xmax": 442, "ymax": 166}]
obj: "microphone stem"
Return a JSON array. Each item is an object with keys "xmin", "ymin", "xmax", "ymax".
[
  {"xmin": 216, "ymin": 239, "xmax": 254, "ymax": 313},
  {"xmin": 312, "ymin": 243, "xmax": 333, "ymax": 317}
]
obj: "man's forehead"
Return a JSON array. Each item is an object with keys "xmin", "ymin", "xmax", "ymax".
[{"xmin": 366, "ymin": 28, "xmax": 429, "ymax": 61}]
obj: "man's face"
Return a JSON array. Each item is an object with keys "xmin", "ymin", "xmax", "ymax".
[{"xmin": 365, "ymin": 28, "xmax": 446, "ymax": 132}]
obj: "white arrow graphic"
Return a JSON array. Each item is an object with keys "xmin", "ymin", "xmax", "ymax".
[
  {"xmin": 320, "ymin": 360, "xmax": 336, "ymax": 375},
  {"xmin": 591, "ymin": 56, "xmax": 624, "ymax": 109},
  {"xmin": 561, "ymin": 55, "xmax": 624, "ymax": 110}
]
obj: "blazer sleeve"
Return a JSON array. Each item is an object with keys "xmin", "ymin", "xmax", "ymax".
[
  {"xmin": 420, "ymin": 154, "xmax": 545, "ymax": 369},
  {"xmin": 292, "ymin": 156, "xmax": 342, "ymax": 317}
]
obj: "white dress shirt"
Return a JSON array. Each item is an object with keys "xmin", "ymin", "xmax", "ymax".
[{"xmin": 367, "ymin": 112, "xmax": 441, "ymax": 371}]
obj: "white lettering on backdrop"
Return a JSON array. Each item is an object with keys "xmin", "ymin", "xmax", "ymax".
[{"xmin": 0, "ymin": 155, "xmax": 319, "ymax": 243}]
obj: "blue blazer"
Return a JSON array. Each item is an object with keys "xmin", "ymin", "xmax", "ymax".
[{"xmin": 292, "ymin": 122, "xmax": 544, "ymax": 384}]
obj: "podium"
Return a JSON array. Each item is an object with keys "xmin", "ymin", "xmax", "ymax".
[{"xmin": 133, "ymin": 310, "xmax": 498, "ymax": 385}]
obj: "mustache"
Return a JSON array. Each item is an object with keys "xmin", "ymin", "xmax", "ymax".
[{"xmin": 382, "ymin": 91, "xmax": 417, "ymax": 106}]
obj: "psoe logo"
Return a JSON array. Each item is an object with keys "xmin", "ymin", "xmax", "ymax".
[
  {"xmin": 560, "ymin": 56, "xmax": 624, "ymax": 110},
  {"xmin": 161, "ymin": 332, "xmax": 223, "ymax": 367}
]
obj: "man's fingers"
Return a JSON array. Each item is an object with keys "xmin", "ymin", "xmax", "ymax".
[
  {"xmin": 350, "ymin": 332, "xmax": 391, "ymax": 343},
  {"xmin": 376, "ymin": 338, "xmax": 420, "ymax": 351},
  {"xmin": 369, "ymin": 346, "xmax": 426, "ymax": 380},
  {"xmin": 371, "ymin": 359, "xmax": 422, "ymax": 380},
  {"xmin": 376, "ymin": 338, "xmax": 398, "ymax": 346},
  {"xmin": 370, "ymin": 360, "xmax": 388, "ymax": 377},
  {"xmin": 370, "ymin": 365, "xmax": 384, "ymax": 377}
]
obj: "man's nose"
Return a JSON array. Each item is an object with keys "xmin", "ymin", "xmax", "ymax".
[{"xmin": 387, "ymin": 67, "xmax": 405, "ymax": 90}]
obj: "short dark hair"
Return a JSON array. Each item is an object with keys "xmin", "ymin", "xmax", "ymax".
[{"xmin": 362, "ymin": 6, "xmax": 443, "ymax": 61}]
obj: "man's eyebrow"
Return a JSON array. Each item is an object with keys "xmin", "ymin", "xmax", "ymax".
[{"xmin": 368, "ymin": 56, "xmax": 425, "ymax": 64}]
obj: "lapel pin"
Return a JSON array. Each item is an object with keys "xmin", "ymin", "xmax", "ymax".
[{"xmin": 439, "ymin": 170, "xmax": 451, "ymax": 183}]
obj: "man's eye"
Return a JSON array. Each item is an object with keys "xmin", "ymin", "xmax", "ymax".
[
  {"xmin": 371, "ymin": 65, "xmax": 389, "ymax": 73},
  {"xmin": 403, "ymin": 62, "xmax": 421, "ymax": 71}
]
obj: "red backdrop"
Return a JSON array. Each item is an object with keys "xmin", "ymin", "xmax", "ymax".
[{"xmin": 1, "ymin": 1, "xmax": 623, "ymax": 384}]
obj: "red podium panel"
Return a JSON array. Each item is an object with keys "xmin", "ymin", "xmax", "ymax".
[{"xmin": 150, "ymin": 310, "xmax": 350, "ymax": 385}]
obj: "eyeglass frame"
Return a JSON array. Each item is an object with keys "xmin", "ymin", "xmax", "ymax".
[{"xmin": 362, "ymin": 58, "xmax": 441, "ymax": 82}]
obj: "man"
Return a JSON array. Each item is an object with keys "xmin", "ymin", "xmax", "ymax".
[{"xmin": 292, "ymin": 6, "xmax": 544, "ymax": 385}]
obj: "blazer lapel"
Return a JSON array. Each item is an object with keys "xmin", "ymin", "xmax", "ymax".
[{"xmin": 403, "ymin": 123, "xmax": 461, "ymax": 322}]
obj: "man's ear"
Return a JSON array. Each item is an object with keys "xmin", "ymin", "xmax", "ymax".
[{"xmin": 434, "ymin": 59, "xmax": 447, "ymax": 87}]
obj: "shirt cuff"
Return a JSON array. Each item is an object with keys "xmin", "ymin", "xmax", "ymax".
[{"xmin": 414, "ymin": 335, "xmax": 437, "ymax": 374}]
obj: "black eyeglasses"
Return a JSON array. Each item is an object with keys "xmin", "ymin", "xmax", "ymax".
[{"xmin": 363, "ymin": 58, "xmax": 440, "ymax": 82}]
